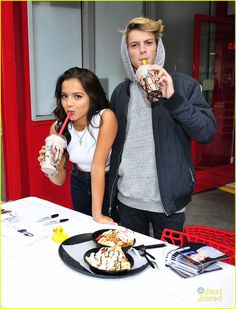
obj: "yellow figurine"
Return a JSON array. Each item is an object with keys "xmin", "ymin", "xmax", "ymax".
[{"xmin": 52, "ymin": 226, "xmax": 68, "ymax": 243}]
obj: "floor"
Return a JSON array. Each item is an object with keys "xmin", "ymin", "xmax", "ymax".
[{"xmin": 184, "ymin": 188, "xmax": 235, "ymax": 232}]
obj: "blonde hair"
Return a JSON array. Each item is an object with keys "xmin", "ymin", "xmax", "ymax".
[{"xmin": 125, "ymin": 16, "xmax": 164, "ymax": 42}]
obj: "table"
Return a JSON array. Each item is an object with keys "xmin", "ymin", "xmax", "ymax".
[{"xmin": 1, "ymin": 197, "xmax": 235, "ymax": 308}]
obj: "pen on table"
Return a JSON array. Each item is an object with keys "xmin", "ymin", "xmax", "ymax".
[
  {"xmin": 37, "ymin": 214, "xmax": 59, "ymax": 223},
  {"xmin": 1, "ymin": 209, "xmax": 12, "ymax": 214},
  {"xmin": 43, "ymin": 219, "xmax": 69, "ymax": 225}
]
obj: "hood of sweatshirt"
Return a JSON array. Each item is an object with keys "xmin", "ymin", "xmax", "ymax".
[{"xmin": 120, "ymin": 33, "xmax": 165, "ymax": 81}]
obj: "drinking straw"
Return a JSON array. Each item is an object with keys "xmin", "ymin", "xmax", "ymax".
[
  {"xmin": 142, "ymin": 59, "xmax": 147, "ymax": 65},
  {"xmin": 58, "ymin": 112, "xmax": 72, "ymax": 136}
]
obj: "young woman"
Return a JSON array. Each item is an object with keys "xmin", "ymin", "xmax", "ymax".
[{"xmin": 38, "ymin": 67, "xmax": 118, "ymax": 225}]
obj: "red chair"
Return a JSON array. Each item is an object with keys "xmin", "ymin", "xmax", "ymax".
[{"xmin": 184, "ymin": 225, "xmax": 235, "ymax": 248}]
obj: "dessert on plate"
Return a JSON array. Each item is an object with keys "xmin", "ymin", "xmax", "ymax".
[
  {"xmin": 85, "ymin": 245, "xmax": 131, "ymax": 271},
  {"xmin": 96, "ymin": 228, "xmax": 135, "ymax": 247}
]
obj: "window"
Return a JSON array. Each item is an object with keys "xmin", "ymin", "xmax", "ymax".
[
  {"xmin": 27, "ymin": 1, "xmax": 82, "ymax": 120},
  {"xmin": 94, "ymin": 2, "xmax": 143, "ymax": 98}
]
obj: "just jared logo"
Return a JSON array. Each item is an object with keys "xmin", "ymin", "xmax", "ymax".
[{"xmin": 197, "ymin": 287, "xmax": 223, "ymax": 302}]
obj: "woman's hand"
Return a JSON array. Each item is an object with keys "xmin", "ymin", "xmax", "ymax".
[
  {"xmin": 93, "ymin": 213, "xmax": 118, "ymax": 225},
  {"xmin": 149, "ymin": 65, "xmax": 174, "ymax": 99},
  {"xmin": 38, "ymin": 145, "xmax": 67, "ymax": 185},
  {"xmin": 38, "ymin": 146, "xmax": 46, "ymax": 167}
]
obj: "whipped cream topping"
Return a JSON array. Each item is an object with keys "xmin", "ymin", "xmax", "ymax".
[
  {"xmin": 85, "ymin": 246, "xmax": 131, "ymax": 271},
  {"xmin": 97, "ymin": 228, "xmax": 135, "ymax": 247}
]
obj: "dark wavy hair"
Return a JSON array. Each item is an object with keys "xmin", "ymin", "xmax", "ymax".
[{"xmin": 53, "ymin": 67, "xmax": 110, "ymax": 144}]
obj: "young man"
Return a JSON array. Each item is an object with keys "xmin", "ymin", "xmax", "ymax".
[{"xmin": 109, "ymin": 17, "xmax": 216, "ymax": 239}]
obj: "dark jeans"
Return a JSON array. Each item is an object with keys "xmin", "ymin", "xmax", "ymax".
[
  {"xmin": 71, "ymin": 164, "xmax": 109, "ymax": 216},
  {"xmin": 118, "ymin": 201, "xmax": 185, "ymax": 240}
]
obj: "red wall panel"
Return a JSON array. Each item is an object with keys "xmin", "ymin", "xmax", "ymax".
[
  {"xmin": 2, "ymin": 1, "xmax": 24, "ymax": 199},
  {"xmin": 2, "ymin": 1, "xmax": 72, "ymax": 209}
]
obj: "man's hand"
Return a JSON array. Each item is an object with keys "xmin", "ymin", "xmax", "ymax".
[{"xmin": 149, "ymin": 65, "xmax": 174, "ymax": 99}]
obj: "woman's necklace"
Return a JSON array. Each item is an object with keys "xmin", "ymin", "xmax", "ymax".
[{"xmin": 74, "ymin": 127, "xmax": 87, "ymax": 145}]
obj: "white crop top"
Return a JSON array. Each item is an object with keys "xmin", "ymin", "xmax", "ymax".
[{"xmin": 67, "ymin": 109, "xmax": 111, "ymax": 172}]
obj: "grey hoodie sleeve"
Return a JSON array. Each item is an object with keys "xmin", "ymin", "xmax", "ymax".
[{"xmin": 163, "ymin": 72, "xmax": 216, "ymax": 144}]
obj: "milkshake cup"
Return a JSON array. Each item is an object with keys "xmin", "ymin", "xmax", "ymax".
[
  {"xmin": 41, "ymin": 134, "xmax": 67, "ymax": 176},
  {"xmin": 136, "ymin": 64, "xmax": 162, "ymax": 103}
]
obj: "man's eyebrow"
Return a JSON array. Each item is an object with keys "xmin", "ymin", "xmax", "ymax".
[
  {"xmin": 128, "ymin": 40, "xmax": 139, "ymax": 44},
  {"xmin": 129, "ymin": 38, "xmax": 154, "ymax": 43}
]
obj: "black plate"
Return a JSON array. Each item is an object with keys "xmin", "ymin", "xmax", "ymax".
[
  {"xmin": 58, "ymin": 233, "xmax": 148, "ymax": 279},
  {"xmin": 92, "ymin": 229, "xmax": 136, "ymax": 251},
  {"xmin": 84, "ymin": 247, "xmax": 134, "ymax": 276}
]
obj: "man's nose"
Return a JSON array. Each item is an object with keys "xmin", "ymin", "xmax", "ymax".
[{"xmin": 140, "ymin": 43, "xmax": 147, "ymax": 54}]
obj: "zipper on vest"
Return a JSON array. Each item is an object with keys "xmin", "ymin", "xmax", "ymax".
[
  {"xmin": 189, "ymin": 167, "xmax": 195, "ymax": 183},
  {"xmin": 151, "ymin": 109, "xmax": 169, "ymax": 216}
]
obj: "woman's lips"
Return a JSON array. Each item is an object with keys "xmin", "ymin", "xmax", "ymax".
[{"xmin": 67, "ymin": 111, "xmax": 74, "ymax": 116}]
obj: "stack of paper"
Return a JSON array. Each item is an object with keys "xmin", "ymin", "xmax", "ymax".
[
  {"xmin": 165, "ymin": 242, "xmax": 229, "ymax": 278},
  {"xmin": 1, "ymin": 208, "xmax": 49, "ymax": 246}
]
